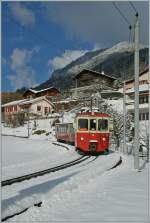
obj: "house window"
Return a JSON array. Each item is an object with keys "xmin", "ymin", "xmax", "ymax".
[
  {"xmin": 146, "ymin": 112, "xmax": 149, "ymax": 120},
  {"xmin": 44, "ymin": 107, "xmax": 48, "ymax": 115},
  {"xmin": 37, "ymin": 106, "xmax": 41, "ymax": 111},
  {"xmin": 14, "ymin": 106, "xmax": 17, "ymax": 111},
  {"xmin": 142, "ymin": 113, "xmax": 145, "ymax": 120},
  {"xmin": 139, "ymin": 112, "xmax": 149, "ymax": 121},
  {"xmin": 139, "ymin": 113, "xmax": 142, "ymax": 120},
  {"xmin": 139, "ymin": 95, "xmax": 149, "ymax": 104},
  {"xmin": 139, "ymin": 80, "xmax": 148, "ymax": 85}
]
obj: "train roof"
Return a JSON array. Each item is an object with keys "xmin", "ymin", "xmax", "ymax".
[{"xmin": 76, "ymin": 112, "xmax": 111, "ymax": 118}]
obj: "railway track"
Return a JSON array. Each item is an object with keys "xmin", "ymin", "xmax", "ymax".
[
  {"xmin": 2, "ymin": 155, "xmax": 90, "ymax": 187},
  {"xmin": 2, "ymin": 156, "xmax": 122, "ymax": 222}
]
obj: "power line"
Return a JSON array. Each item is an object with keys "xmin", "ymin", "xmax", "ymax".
[
  {"xmin": 112, "ymin": 2, "xmax": 131, "ymax": 26},
  {"xmin": 129, "ymin": 1, "xmax": 138, "ymax": 14}
]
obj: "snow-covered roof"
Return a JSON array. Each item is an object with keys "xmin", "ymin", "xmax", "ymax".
[
  {"xmin": 2, "ymin": 99, "xmax": 27, "ymax": 107},
  {"xmin": 74, "ymin": 68, "xmax": 117, "ymax": 80},
  {"xmin": 53, "ymin": 99, "xmax": 77, "ymax": 104},
  {"xmin": 126, "ymin": 84, "xmax": 149, "ymax": 93},
  {"xmin": 23, "ymin": 87, "xmax": 59, "ymax": 95},
  {"xmin": 20, "ymin": 96, "xmax": 53, "ymax": 105},
  {"xmin": 2, "ymin": 96, "xmax": 53, "ymax": 107}
]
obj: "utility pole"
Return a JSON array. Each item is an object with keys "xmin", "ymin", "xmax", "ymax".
[
  {"xmin": 90, "ymin": 95, "xmax": 93, "ymax": 112},
  {"xmin": 134, "ymin": 13, "xmax": 140, "ymax": 170},
  {"xmin": 123, "ymin": 80, "xmax": 126, "ymax": 154},
  {"xmin": 27, "ymin": 111, "xmax": 30, "ymax": 138}
]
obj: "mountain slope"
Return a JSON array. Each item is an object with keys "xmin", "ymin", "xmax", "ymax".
[{"xmin": 36, "ymin": 42, "xmax": 148, "ymax": 90}]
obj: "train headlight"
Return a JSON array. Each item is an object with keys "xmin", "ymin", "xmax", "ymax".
[
  {"xmin": 81, "ymin": 137, "xmax": 84, "ymax": 141},
  {"xmin": 102, "ymin": 137, "xmax": 106, "ymax": 141}
]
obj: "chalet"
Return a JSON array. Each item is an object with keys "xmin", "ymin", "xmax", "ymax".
[
  {"xmin": 23, "ymin": 87, "xmax": 60, "ymax": 99},
  {"xmin": 2, "ymin": 96, "xmax": 55, "ymax": 119},
  {"xmin": 70, "ymin": 69, "xmax": 117, "ymax": 98},
  {"xmin": 125, "ymin": 68, "xmax": 149, "ymax": 121}
]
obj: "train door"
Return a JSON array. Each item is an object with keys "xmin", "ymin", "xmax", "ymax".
[
  {"xmin": 97, "ymin": 118, "xmax": 109, "ymax": 150},
  {"xmin": 89, "ymin": 118, "xmax": 98, "ymax": 151}
]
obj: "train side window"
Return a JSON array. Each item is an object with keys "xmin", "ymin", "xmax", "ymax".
[
  {"xmin": 78, "ymin": 119, "xmax": 88, "ymax": 131},
  {"xmin": 98, "ymin": 119, "xmax": 108, "ymax": 131},
  {"xmin": 90, "ymin": 119, "xmax": 96, "ymax": 131}
]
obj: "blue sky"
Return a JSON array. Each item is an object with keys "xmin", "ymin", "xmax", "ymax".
[{"xmin": 2, "ymin": 1, "xmax": 148, "ymax": 92}]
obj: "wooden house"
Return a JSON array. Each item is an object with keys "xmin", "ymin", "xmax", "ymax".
[
  {"xmin": 23, "ymin": 87, "xmax": 60, "ymax": 99},
  {"xmin": 70, "ymin": 69, "xmax": 117, "ymax": 98}
]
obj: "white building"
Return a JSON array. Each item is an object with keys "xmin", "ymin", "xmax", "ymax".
[
  {"xmin": 125, "ymin": 68, "xmax": 149, "ymax": 121},
  {"xmin": 3, "ymin": 96, "xmax": 55, "ymax": 118}
]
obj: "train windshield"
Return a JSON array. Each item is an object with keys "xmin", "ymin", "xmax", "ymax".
[
  {"xmin": 98, "ymin": 119, "xmax": 108, "ymax": 131},
  {"xmin": 90, "ymin": 119, "xmax": 96, "ymax": 131},
  {"xmin": 78, "ymin": 119, "xmax": 88, "ymax": 131}
]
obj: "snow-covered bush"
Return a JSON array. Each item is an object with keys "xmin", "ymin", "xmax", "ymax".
[
  {"xmin": 139, "ymin": 121, "xmax": 149, "ymax": 161},
  {"xmin": 111, "ymin": 112, "xmax": 133, "ymax": 148}
]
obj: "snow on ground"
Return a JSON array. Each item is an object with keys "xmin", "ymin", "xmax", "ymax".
[
  {"xmin": 2, "ymin": 136, "xmax": 80, "ymax": 180},
  {"xmin": 2, "ymin": 141, "xmax": 120, "ymax": 221},
  {"xmin": 2, "ymin": 136, "xmax": 148, "ymax": 222},
  {"xmin": 2, "ymin": 118, "xmax": 56, "ymax": 140}
]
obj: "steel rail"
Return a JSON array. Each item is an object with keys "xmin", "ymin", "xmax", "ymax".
[
  {"xmin": 2, "ymin": 155, "xmax": 90, "ymax": 187},
  {"xmin": 1, "ymin": 156, "xmax": 122, "ymax": 222},
  {"xmin": 107, "ymin": 156, "xmax": 122, "ymax": 170}
]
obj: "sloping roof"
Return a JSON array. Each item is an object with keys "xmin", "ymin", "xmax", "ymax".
[
  {"xmin": 74, "ymin": 69, "xmax": 117, "ymax": 80},
  {"xmin": 125, "ymin": 68, "xmax": 149, "ymax": 84},
  {"xmin": 2, "ymin": 99, "xmax": 27, "ymax": 107},
  {"xmin": 23, "ymin": 87, "xmax": 60, "ymax": 96},
  {"xmin": 2, "ymin": 96, "xmax": 54, "ymax": 107}
]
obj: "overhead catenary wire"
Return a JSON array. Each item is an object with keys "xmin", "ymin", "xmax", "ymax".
[
  {"xmin": 129, "ymin": 1, "xmax": 138, "ymax": 14},
  {"xmin": 112, "ymin": 2, "xmax": 131, "ymax": 26}
]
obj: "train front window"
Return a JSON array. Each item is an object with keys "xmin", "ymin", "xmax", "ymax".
[
  {"xmin": 90, "ymin": 119, "xmax": 96, "ymax": 131},
  {"xmin": 78, "ymin": 119, "xmax": 88, "ymax": 131},
  {"xmin": 98, "ymin": 119, "xmax": 108, "ymax": 131}
]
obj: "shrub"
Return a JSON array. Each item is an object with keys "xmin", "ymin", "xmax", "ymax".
[
  {"xmin": 45, "ymin": 132, "xmax": 51, "ymax": 136},
  {"xmin": 32, "ymin": 130, "xmax": 46, "ymax": 135}
]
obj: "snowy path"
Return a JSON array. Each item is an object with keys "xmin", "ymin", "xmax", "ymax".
[
  {"xmin": 2, "ymin": 136, "xmax": 148, "ymax": 222},
  {"xmin": 2, "ymin": 153, "xmax": 120, "ymax": 220}
]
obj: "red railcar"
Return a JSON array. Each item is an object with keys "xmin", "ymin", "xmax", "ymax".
[
  {"xmin": 75, "ymin": 112, "xmax": 111, "ymax": 154},
  {"xmin": 55, "ymin": 112, "xmax": 112, "ymax": 154},
  {"xmin": 55, "ymin": 123, "xmax": 75, "ymax": 144}
]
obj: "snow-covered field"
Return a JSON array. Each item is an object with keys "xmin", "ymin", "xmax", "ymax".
[
  {"xmin": 2, "ymin": 136, "xmax": 79, "ymax": 180},
  {"xmin": 2, "ymin": 135, "xmax": 149, "ymax": 222},
  {"xmin": 2, "ymin": 118, "xmax": 56, "ymax": 140}
]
